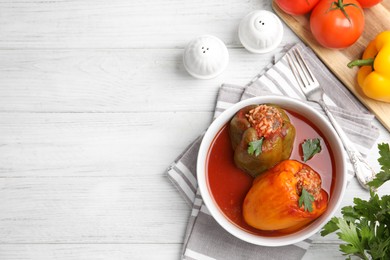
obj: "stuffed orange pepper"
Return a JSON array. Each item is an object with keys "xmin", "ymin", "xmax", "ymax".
[{"xmin": 243, "ymin": 160, "xmax": 328, "ymax": 232}]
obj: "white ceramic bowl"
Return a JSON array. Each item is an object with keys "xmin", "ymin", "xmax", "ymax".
[{"xmin": 197, "ymin": 96, "xmax": 347, "ymax": 247}]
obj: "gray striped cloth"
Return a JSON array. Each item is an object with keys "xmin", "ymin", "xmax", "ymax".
[{"xmin": 167, "ymin": 43, "xmax": 379, "ymax": 260}]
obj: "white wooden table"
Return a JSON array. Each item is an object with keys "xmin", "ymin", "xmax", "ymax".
[{"xmin": 0, "ymin": 1, "xmax": 389, "ymax": 259}]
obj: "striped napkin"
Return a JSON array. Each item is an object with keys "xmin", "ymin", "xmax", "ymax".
[{"xmin": 167, "ymin": 43, "xmax": 379, "ymax": 260}]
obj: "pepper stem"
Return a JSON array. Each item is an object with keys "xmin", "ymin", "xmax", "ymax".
[{"xmin": 347, "ymin": 58, "xmax": 375, "ymax": 68}]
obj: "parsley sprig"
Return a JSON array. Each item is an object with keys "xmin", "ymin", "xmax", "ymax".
[
  {"xmin": 247, "ymin": 138, "xmax": 264, "ymax": 156},
  {"xmin": 302, "ymin": 138, "xmax": 322, "ymax": 162},
  {"xmin": 321, "ymin": 143, "xmax": 390, "ymax": 259},
  {"xmin": 299, "ymin": 188, "xmax": 314, "ymax": 212}
]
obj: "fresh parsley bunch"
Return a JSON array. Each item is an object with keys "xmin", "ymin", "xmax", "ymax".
[{"xmin": 321, "ymin": 143, "xmax": 390, "ymax": 260}]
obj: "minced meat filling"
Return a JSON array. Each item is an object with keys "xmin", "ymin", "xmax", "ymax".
[
  {"xmin": 295, "ymin": 165, "xmax": 322, "ymax": 201},
  {"xmin": 245, "ymin": 105, "xmax": 283, "ymax": 139}
]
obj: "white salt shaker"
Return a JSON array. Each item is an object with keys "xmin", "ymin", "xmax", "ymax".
[
  {"xmin": 183, "ymin": 35, "xmax": 229, "ymax": 79},
  {"xmin": 239, "ymin": 10, "xmax": 284, "ymax": 54}
]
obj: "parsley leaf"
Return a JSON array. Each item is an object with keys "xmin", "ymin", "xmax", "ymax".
[
  {"xmin": 298, "ymin": 188, "xmax": 314, "ymax": 212},
  {"xmin": 337, "ymin": 218, "xmax": 365, "ymax": 255},
  {"xmin": 367, "ymin": 143, "xmax": 390, "ymax": 189},
  {"xmin": 320, "ymin": 217, "xmax": 340, "ymax": 236},
  {"xmin": 247, "ymin": 138, "xmax": 264, "ymax": 156},
  {"xmin": 302, "ymin": 138, "xmax": 322, "ymax": 162},
  {"xmin": 321, "ymin": 143, "xmax": 390, "ymax": 259}
]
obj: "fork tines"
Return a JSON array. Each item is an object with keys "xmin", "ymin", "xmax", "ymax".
[{"xmin": 286, "ymin": 48, "xmax": 317, "ymax": 90}]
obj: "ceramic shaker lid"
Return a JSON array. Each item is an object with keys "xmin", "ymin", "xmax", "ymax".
[
  {"xmin": 183, "ymin": 35, "xmax": 229, "ymax": 79},
  {"xmin": 239, "ymin": 10, "xmax": 284, "ymax": 54}
]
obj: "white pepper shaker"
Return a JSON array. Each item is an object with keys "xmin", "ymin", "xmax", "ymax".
[
  {"xmin": 239, "ymin": 10, "xmax": 284, "ymax": 54},
  {"xmin": 183, "ymin": 35, "xmax": 229, "ymax": 79}
]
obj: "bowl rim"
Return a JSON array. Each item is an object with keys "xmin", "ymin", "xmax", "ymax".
[{"xmin": 197, "ymin": 95, "xmax": 347, "ymax": 246}]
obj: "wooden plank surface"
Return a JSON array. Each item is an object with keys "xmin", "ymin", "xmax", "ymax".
[
  {"xmin": 0, "ymin": 176, "xmax": 189, "ymax": 243},
  {"xmin": 0, "ymin": 112, "xmax": 211, "ymax": 177},
  {"xmin": 0, "ymin": 244, "xmax": 182, "ymax": 260},
  {"xmin": 0, "ymin": 0, "xmax": 266, "ymax": 49},
  {"xmin": 273, "ymin": 1, "xmax": 390, "ymax": 131},
  {"xmin": 0, "ymin": 49, "xmax": 273, "ymax": 113}
]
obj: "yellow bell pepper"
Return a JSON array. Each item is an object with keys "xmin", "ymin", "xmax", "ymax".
[{"xmin": 347, "ymin": 31, "xmax": 390, "ymax": 103}]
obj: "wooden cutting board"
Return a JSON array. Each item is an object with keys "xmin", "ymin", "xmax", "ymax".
[{"xmin": 273, "ymin": 0, "xmax": 390, "ymax": 132}]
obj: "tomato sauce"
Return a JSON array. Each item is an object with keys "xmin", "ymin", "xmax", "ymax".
[{"xmin": 206, "ymin": 109, "xmax": 335, "ymax": 236}]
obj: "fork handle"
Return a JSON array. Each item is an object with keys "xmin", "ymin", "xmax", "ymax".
[{"xmin": 318, "ymin": 99, "xmax": 376, "ymax": 190}]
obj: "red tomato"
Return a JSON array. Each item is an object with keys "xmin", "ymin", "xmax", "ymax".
[
  {"xmin": 310, "ymin": 0, "xmax": 365, "ymax": 49},
  {"xmin": 356, "ymin": 0, "xmax": 382, "ymax": 8},
  {"xmin": 275, "ymin": 0, "xmax": 320, "ymax": 15}
]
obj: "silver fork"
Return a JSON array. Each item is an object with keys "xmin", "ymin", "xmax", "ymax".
[{"xmin": 286, "ymin": 48, "xmax": 376, "ymax": 190}]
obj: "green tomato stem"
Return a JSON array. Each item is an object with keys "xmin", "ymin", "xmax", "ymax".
[{"xmin": 330, "ymin": 0, "xmax": 362, "ymax": 23}]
